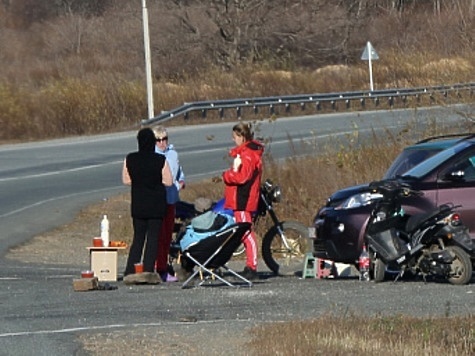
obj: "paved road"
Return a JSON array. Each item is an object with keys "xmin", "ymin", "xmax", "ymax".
[
  {"xmin": 0, "ymin": 106, "xmax": 473, "ymax": 355},
  {"xmin": 1, "ymin": 258, "xmax": 474, "ymax": 355}
]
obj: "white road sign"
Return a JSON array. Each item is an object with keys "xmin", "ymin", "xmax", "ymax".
[{"xmin": 361, "ymin": 41, "xmax": 379, "ymax": 91}]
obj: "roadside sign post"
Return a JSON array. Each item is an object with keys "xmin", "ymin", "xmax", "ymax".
[{"xmin": 360, "ymin": 41, "xmax": 379, "ymax": 92}]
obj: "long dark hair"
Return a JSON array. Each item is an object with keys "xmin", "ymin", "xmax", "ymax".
[{"xmin": 232, "ymin": 122, "xmax": 253, "ymax": 142}]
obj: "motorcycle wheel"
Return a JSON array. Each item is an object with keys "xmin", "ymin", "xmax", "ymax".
[
  {"xmin": 262, "ymin": 221, "xmax": 309, "ymax": 276},
  {"xmin": 446, "ymin": 245, "xmax": 473, "ymax": 285},
  {"xmin": 372, "ymin": 258, "xmax": 386, "ymax": 283}
]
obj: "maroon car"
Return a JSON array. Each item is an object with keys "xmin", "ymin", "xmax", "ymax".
[{"xmin": 314, "ymin": 134, "xmax": 475, "ymax": 266}]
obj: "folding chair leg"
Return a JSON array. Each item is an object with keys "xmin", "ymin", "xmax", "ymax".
[
  {"xmin": 197, "ymin": 267, "xmax": 234, "ymax": 287},
  {"xmin": 182, "ymin": 252, "xmax": 235, "ymax": 288},
  {"xmin": 221, "ymin": 265, "xmax": 253, "ymax": 287},
  {"xmin": 182, "ymin": 268, "xmax": 201, "ymax": 288}
]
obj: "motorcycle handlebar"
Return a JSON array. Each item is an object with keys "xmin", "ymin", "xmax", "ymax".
[{"xmin": 368, "ymin": 179, "xmax": 422, "ymax": 199}]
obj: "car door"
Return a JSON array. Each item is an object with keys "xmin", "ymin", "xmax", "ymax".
[{"xmin": 436, "ymin": 152, "xmax": 475, "ymax": 238}]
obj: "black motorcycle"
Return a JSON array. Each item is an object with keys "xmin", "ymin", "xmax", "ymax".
[
  {"xmin": 364, "ymin": 179, "xmax": 474, "ymax": 285},
  {"xmin": 173, "ymin": 179, "xmax": 309, "ymax": 275}
]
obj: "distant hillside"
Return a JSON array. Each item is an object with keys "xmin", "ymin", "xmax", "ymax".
[{"xmin": 0, "ymin": 0, "xmax": 473, "ymax": 141}]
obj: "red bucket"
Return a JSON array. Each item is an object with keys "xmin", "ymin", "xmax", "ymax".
[
  {"xmin": 134, "ymin": 263, "xmax": 144, "ymax": 274},
  {"xmin": 81, "ymin": 270, "xmax": 94, "ymax": 278}
]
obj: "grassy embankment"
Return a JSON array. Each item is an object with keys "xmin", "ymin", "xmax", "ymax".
[{"xmin": 1, "ymin": 50, "xmax": 473, "ymax": 142}]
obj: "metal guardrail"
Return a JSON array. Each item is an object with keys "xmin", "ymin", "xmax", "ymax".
[{"xmin": 142, "ymin": 82, "xmax": 475, "ymax": 126}]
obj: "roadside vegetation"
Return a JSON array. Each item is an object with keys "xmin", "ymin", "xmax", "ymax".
[
  {"xmin": 0, "ymin": 1, "xmax": 474, "ymax": 142},
  {"xmin": 249, "ymin": 313, "xmax": 474, "ymax": 355},
  {"xmin": 2, "ymin": 1, "xmax": 474, "ymax": 354}
]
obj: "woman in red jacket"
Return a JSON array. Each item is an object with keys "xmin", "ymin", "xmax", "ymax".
[{"xmin": 223, "ymin": 122, "xmax": 264, "ymax": 280}]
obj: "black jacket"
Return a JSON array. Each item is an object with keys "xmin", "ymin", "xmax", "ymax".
[{"xmin": 126, "ymin": 151, "xmax": 167, "ymax": 219}]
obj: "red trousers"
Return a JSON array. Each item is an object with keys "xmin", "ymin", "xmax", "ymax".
[
  {"xmin": 156, "ymin": 204, "xmax": 175, "ymax": 272},
  {"xmin": 234, "ymin": 210, "xmax": 258, "ymax": 271}
]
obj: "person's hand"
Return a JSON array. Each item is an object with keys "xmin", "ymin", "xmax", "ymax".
[{"xmin": 233, "ymin": 154, "xmax": 242, "ymax": 172}]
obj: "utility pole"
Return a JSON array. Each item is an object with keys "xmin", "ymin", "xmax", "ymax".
[{"xmin": 142, "ymin": 0, "xmax": 154, "ymax": 119}]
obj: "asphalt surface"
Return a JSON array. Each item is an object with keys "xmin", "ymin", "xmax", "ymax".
[{"xmin": 1, "ymin": 256, "xmax": 474, "ymax": 355}]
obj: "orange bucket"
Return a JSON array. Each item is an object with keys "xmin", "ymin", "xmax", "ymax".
[
  {"xmin": 81, "ymin": 270, "xmax": 94, "ymax": 278},
  {"xmin": 134, "ymin": 263, "xmax": 144, "ymax": 274}
]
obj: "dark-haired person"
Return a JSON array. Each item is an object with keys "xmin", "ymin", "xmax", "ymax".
[
  {"xmin": 222, "ymin": 122, "xmax": 264, "ymax": 280},
  {"xmin": 122, "ymin": 127, "xmax": 172, "ymax": 279}
]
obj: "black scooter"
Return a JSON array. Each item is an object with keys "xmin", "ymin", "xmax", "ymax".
[{"xmin": 364, "ymin": 179, "xmax": 474, "ymax": 285}]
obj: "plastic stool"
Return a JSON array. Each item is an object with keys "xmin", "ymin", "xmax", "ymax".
[
  {"xmin": 302, "ymin": 252, "xmax": 317, "ymax": 278},
  {"xmin": 316, "ymin": 258, "xmax": 334, "ymax": 279}
]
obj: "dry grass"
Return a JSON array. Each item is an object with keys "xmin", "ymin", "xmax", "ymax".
[
  {"xmin": 1, "ymin": 2, "xmax": 474, "ymax": 142},
  {"xmin": 1, "ymin": 54, "xmax": 474, "ymax": 142},
  {"xmin": 249, "ymin": 314, "xmax": 474, "ymax": 355}
]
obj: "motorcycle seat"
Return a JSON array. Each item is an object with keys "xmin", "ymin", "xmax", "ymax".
[{"xmin": 405, "ymin": 204, "xmax": 452, "ymax": 233}]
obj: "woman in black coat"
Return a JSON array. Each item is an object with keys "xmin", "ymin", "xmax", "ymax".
[{"xmin": 122, "ymin": 128, "xmax": 173, "ymax": 276}]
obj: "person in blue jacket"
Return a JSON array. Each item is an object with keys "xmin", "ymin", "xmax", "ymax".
[{"xmin": 153, "ymin": 126, "xmax": 185, "ymax": 282}]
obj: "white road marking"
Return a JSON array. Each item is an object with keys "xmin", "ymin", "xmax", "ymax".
[
  {"xmin": 0, "ymin": 186, "xmax": 125, "ymax": 218},
  {"xmin": 0, "ymin": 319, "xmax": 250, "ymax": 338},
  {"xmin": 0, "ymin": 161, "xmax": 122, "ymax": 183}
]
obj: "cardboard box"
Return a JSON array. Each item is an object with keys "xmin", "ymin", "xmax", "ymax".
[
  {"xmin": 86, "ymin": 247, "xmax": 125, "ymax": 282},
  {"xmin": 73, "ymin": 277, "xmax": 99, "ymax": 291}
]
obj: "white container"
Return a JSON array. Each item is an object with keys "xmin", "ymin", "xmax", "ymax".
[{"xmin": 100, "ymin": 215, "xmax": 110, "ymax": 247}]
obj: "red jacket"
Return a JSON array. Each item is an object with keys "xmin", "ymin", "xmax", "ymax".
[{"xmin": 223, "ymin": 140, "xmax": 264, "ymax": 212}]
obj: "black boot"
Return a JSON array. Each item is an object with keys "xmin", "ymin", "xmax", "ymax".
[{"xmin": 241, "ymin": 267, "xmax": 258, "ymax": 281}]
